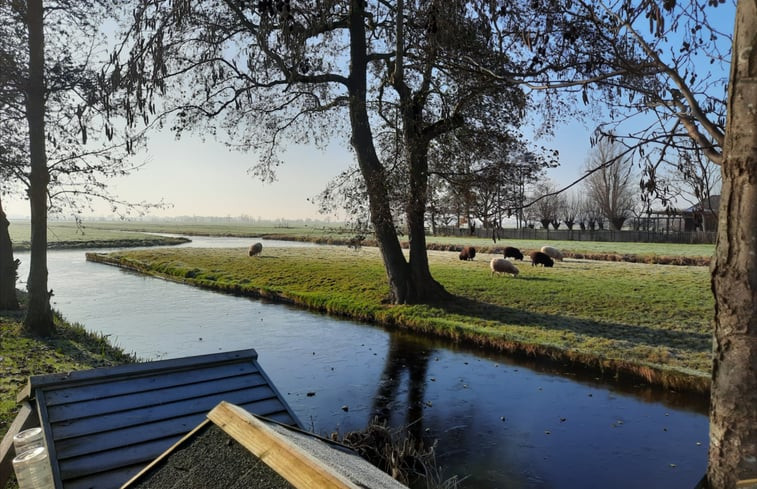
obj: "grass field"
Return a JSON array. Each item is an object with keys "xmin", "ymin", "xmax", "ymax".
[
  {"xmin": 63, "ymin": 220, "xmax": 343, "ymax": 238},
  {"xmin": 40, "ymin": 219, "xmax": 714, "ymax": 257},
  {"xmin": 93, "ymin": 245, "xmax": 714, "ymax": 393},
  {"xmin": 7, "ymin": 221, "xmax": 189, "ymax": 250}
]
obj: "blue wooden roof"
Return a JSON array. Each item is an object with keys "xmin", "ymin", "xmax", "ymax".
[{"xmin": 19, "ymin": 349, "xmax": 300, "ymax": 489}]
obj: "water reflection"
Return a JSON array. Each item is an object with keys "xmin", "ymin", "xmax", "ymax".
[{"xmin": 372, "ymin": 336, "xmax": 433, "ymax": 439}]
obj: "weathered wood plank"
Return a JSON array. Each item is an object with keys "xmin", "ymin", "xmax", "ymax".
[
  {"xmin": 58, "ymin": 398, "xmax": 288, "ymax": 481},
  {"xmin": 208, "ymin": 402, "xmax": 360, "ymax": 489},
  {"xmin": 55, "ymin": 413, "xmax": 220, "ymax": 459},
  {"xmin": 25, "ymin": 349, "xmax": 258, "ymax": 394},
  {"xmin": 35, "ymin": 391, "xmax": 64, "ymax": 489},
  {"xmin": 0, "ymin": 401, "xmax": 39, "ymax": 489},
  {"xmin": 58, "ymin": 437, "xmax": 180, "ymax": 482},
  {"xmin": 42, "ymin": 361, "xmax": 260, "ymax": 407},
  {"xmin": 46, "ymin": 372, "xmax": 267, "ymax": 423},
  {"xmin": 65, "ymin": 464, "xmax": 145, "ymax": 489},
  {"xmin": 51, "ymin": 385, "xmax": 279, "ymax": 440}
]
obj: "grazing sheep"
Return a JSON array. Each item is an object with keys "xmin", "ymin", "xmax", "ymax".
[
  {"xmin": 540, "ymin": 245, "xmax": 564, "ymax": 261},
  {"xmin": 347, "ymin": 235, "xmax": 365, "ymax": 250},
  {"xmin": 459, "ymin": 246, "xmax": 477, "ymax": 261},
  {"xmin": 530, "ymin": 250, "xmax": 554, "ymax": 267},
  {"xmin": 504, "ymin": 246, "xmax": 524, "ymax": 260},
  {"xmin": 490, "ymin": 258, "xmax": 519, "ymax": 277},
  {"xmin": 248, "ymin": 242, "xmax": 263, "ymax": 257}
]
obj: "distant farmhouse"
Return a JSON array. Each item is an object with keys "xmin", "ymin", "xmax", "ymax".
[
  {"xmin": 641, "ymin": 195, "xmax": 720, "ymax": 234},
  {"xmin": 681, "ymin": 195, "xmax": 720, "ymax": 232}
]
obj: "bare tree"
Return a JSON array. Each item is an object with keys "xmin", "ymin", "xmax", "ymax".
[
  {"xmin": 531, "ymin": 180, "xmax": 563, "ymax": 229},
  {"xmin": 561, "ymin": 190, "xmax": 583, "ymax": 230},
  {"xmin": 583, "ymin": 140, "xmax": 636, "ymax": 230}
]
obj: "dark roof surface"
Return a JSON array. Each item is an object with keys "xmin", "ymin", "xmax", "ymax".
[
  {"xmin": 125, "ymin": 421, "xmax": 295, "ymax": 489},
  {"xmin": 124, "ymin": 402, "xmax": 409, "ymax": 489},
  {"xmin": 22, "ymin": 349, "xmax": 299, "ymax": 489}
]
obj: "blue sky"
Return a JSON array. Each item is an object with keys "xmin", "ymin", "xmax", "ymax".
[{"xmin": 2, "ymin": 108, "xmax": 594, "ymax": 221}]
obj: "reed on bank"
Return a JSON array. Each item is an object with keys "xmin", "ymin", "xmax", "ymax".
[{"xmin": 90, "ymin": 246, "xmax": 714, "ymax": 394}]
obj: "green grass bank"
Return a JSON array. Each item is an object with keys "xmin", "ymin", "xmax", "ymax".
[
  {"xmin": 0, "ymin": 307, "xmax": 135, "ymax": 443},
  {"xmin": 8, "ymin": 221, "xmax": 190, "ymax": 251},
  {"xmin": 89, "ymin": 246, "xmax": 714, "ymax": 395}
]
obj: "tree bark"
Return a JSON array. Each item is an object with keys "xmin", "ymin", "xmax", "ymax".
[
  {"xmin": 347, "ymin": 0, "xmax": 413, "ymax": 304},
  {"xmin": 405, "ymin": 144, "xmax": 450, "ymax": 302},
  {"xmin": 707, "ymin": 1, "xmax": 757, "ymax": 487},
  {"xmin": 0, "ymin": 195, "xmax": 19, "ymax": 310},
  {"xmin": 23, "ymin": 0, "xmax": 54, "ymax": 336}
]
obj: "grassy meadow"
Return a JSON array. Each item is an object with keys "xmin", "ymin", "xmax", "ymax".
[
  {"xmin": 56, "ymin": 219, "xmax": 717, "ymax": 260},
  {"xmin": 92, "ymin": 245, "xmax": 714, "ymax": 393},
  {"xmin": 8, "ymin": 220, "xmax": 189, "ymax": 250}
]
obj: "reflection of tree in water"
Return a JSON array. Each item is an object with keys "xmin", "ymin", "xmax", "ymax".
[{"xmin": 371, "ymin": 334, "xmax": 433, "ymax": 439}]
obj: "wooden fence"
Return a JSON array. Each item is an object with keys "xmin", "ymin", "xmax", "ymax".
[{"xmin": 435, "ymin": 227, "xmax": 717, "ymax": 244}]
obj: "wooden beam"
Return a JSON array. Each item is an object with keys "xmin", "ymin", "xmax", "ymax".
[
  {"xmin": 208, "ymin": 402, "xmax": 359, "ymax": 489},
  {"xmin": 0, "ymin": 401, "xmax": 40, "ymax": 489}
]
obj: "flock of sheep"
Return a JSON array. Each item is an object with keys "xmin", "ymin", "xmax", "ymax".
[
  {"xmin": 460, "ymin": 244, "xmax": 564, "ymax": 278},
  {"xmin": 248, "ymin": 239, "xmax": 564, "ymax": 280}
]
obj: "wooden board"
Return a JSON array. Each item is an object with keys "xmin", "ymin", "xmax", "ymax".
[{"xmin": 208, "ymin": 402, "xmax": 360, "ymax": 489}]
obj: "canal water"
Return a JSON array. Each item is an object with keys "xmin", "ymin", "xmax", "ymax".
[{"xmin": 14, "ymin": 236, "xmax": 709, "ymax": 489}]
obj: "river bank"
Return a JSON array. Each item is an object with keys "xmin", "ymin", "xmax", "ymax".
[
  {"xmin": 88, "ymin": 246, "xmax": 713, "ymax": 396},
  {"xmin": 0, "ymin": 306, "xmax": 135, "ymax": 438},
  {"xmin": 8, "ymin": 221, "xmax": 190, "ymax": 251}
]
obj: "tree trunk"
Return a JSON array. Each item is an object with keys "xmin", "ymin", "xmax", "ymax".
[
  {"xmin": 0, "ymin": 195, "xmax": 19, "ymax": 310},
  {"xmin": 405, "ymin": 145, "xmax": 450, "ymax": 302},
  {"xmin": 707, "ymin": 2, "xmax": 757, "ymax": 487},
  {"xmin": 347, "ymin": 0, "xmax": 412, "ymax": 304},
  {"xmin": 23, "ymin": 0, "xmax": 54, "ymax": 336}
]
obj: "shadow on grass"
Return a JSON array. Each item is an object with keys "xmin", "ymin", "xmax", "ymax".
[{"xmin": 441, "ymin": 295, "xmax": 711, "ymax": 353}]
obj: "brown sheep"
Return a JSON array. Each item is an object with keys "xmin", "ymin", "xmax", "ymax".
[
  {"xmin": 347, "ymin": 235, "xmax": 365, "ymax": 250},
  {"xmin": 459, "ymin": 246, "xmax": 477, "ymax": 261},
  {"xmin": 248, "ymin": 242, "xmax": 263, "ymax": 257},
  {"xmin": 530, "ymin": 250, "xmax": 554, "ymax": 267}
]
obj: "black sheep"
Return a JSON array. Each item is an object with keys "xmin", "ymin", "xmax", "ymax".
[
  {"xmin": 459, "ymin": 246, "xmax": 476, "ymax": 261},
  {"xmin": 530, "ymin": 250, "xmax": 554, "ymax": 267},
  {"xmin": 504, "ymin": 246, "xmax": 524, "ymax": 260}
]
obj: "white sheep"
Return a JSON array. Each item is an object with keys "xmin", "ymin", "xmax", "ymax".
[
  {"xmin": 540, "ymin": 245, "xmax": 564, "ymax": 261},
  {"xmin": 490, "ymin": 258, "xmax": 519, "ymax": 277},
  {"xmin": 248, "ymin": 242, "xmax": 263, "ymax": 257}
]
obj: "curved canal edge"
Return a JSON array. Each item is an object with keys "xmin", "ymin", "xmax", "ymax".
[{"xmin": 85, "ymin": 251, "xmax": 711, "ymax": 397}]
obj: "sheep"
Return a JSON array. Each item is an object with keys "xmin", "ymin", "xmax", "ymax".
[
  {"xmin": 530, "ymin": 250, "xmax": 554, "ymax": 267},
  {"xmin": 459, "ymin": 246, "xmax": 476, "ymax": 261},
  {"xmin": 503, "ymin": 246, "xmax": 524, "ymax": 261},
  {"xmin": 347, "ymin": 235, "xmax": 365, "ymax": 250},
  {"xmin": 540, "ymin": 245, "xmax": 564, "ymax": 261},
  {"xmin": 248, "ymin": 242, "xmax": 263, "ymax": 257},
  {"xmin": 490, "ymin": 258, "xmax": 519, "ymax": 277}
]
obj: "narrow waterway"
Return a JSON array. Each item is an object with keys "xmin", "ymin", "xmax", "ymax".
[{"xmin": 14, "ymin": 236, "xmax": 709, "ymax": 489}]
